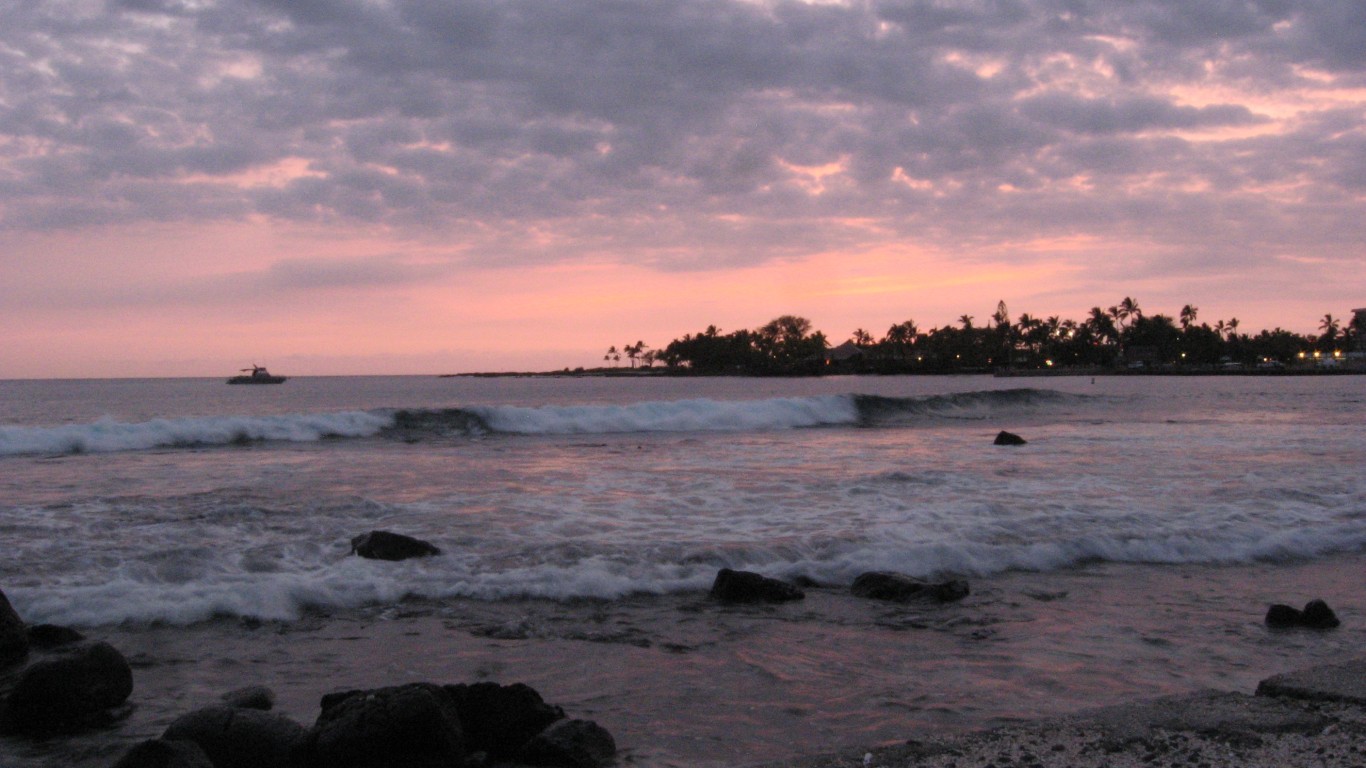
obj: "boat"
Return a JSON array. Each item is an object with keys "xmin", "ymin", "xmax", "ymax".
[{"xmin": 227, "ymin": 365, "xmax": 287, "ymax": 385}]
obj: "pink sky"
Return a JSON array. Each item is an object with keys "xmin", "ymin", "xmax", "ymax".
[{"xmin": 2, "ymin": 1, "xmax": 1363, "ymax": 378}]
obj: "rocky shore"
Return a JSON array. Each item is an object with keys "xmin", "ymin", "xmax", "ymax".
[{"xmin": 755, "ymin": 657, "xmax": 1366, "ymax": 768}]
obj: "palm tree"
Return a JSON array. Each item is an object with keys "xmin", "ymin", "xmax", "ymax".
[
  {"xmin": 1180, "ymin": 304, "xmax": 1198, "ymax": 331},
  {"xmin": 1319, "ymin": 314, "xmax": 1340, "ymax": 342},
  {"xmin": 624, "ymin": 340, "xmax": 648, "ymax": 368},
  {"xmin": 852, "ymin": 328, "xmax": 874, "ymax": 347},
  {"xmin": 604, "ymin": 345, "xmax": 618, "ymax": 367},
  {"xmin": 958, "ymin": 314, "xmax": 974, "ymax": 330},
  {"xmin": 882, "ymin": 320, "xmax": 918, "ymax": 361},
  {"xmin": 1227, "ymin": 317, "xmax": 1240, "ymax": 338}
]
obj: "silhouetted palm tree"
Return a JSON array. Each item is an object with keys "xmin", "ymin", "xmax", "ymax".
[
  {"xmin": 1319, "ymin": 314, "xmax": 1340, "ymax": 341},
  {"xmin": 1180, "ymin": 304, "xmax": 1198, "ymax": 330}
]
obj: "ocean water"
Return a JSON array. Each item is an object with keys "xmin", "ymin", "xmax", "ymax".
[{"xmin": 0, "ymin": 374, "xmax": 1363, "ymax": 766}]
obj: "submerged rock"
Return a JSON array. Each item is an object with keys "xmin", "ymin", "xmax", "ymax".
[
  {"xmin": 299, "ymin": 683, "xmax": 464, "ymax": 768},
  {"xmin": 0, "ymin": 641, "xmax": 134, "ymax": 736},
  {"xmin": 112, "ymin": 738, "xmax": 215, "ymax": 768},
  {"xmin": 349, "ymin": 530, "xmax": 441, "ymax": 561},
  {"xmin": 221, "ymin": 684, "xmax": 276, "ymax": 711},
  {"xmin": 517, "ymin": 718, "xmax": 617, "ymax": 768},
  {"xmin": 851, "ymin": 572, "xmax": 970, "ymax": 603},
  {"xmin": 993, "ymin": 430, "xmax": 1028, "ymax": 446},
  {"xmin": 163, "ymin": 705, "xmax": 306, "ymax": 768},
  {"xmin": 26, "ymin": 623, "xmax": 85, "ymax": 650},
  {"xmin": 709, "ymin": 568, "xmax": 805, "ymax": 603},
  {"xmin": 1266, "ymin": 599, "xmax": 1340, "ymax": 629},
  {"xmin": 445, "ymin": 681, "xmax": 564, "ymax": 760},
  {"xmin": 0, "ymin": 589, "xmax": 29, "ymax": 667}
]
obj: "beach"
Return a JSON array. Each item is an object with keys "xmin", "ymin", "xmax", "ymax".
[
  {"xmin": 0, "ymin": 374, "xmax": 1362, "ymax": 765},
  {"xmin": 760, "ymin": 656, "xmax": 1366, "ymax": 768}
]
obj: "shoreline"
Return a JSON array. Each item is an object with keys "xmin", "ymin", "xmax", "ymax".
[
  {"xmin": 756, "ymin": 656, "xmax": 1366, "ymax": 768},
  {"xmin": 438, "ymin": 366, "xmax": 1365, "ymax": 378}
]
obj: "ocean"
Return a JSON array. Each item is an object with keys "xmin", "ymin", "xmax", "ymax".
[{"xmin": 1, "ymin": 374, "xmax": 1363, "ymax": 766}]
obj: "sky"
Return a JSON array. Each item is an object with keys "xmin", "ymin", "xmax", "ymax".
[{"xmin": 2, "ymin": 0, "xmax": 1363, "ymax": 378}]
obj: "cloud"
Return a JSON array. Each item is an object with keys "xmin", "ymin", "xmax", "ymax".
[{"xmin": 0, "ymin": 0, "xmax": 1362, "ymax": 281}]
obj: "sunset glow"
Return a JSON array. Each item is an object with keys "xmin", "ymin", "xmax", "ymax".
[{"xmin": 1, "ymin": 0, "xmax": 1362, "ymax": 378}]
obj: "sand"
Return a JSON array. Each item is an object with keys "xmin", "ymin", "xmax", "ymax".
[{"xmin": 753, "ymin": 657, "xmax": 1366, "ymax": 768}]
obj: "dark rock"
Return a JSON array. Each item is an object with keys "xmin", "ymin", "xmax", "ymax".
[
  {"xmin": 163, "ymin": 705, "xmax": 306, "ymax": 768},
  {"xmin": 26, "ymin": 623, "xmax": 85, "ymax": 649},
  {"xmin": 350, "ymin": 530, "xmax": 441, "ymax": 561},
  {"xmin": 221, "ymin": 684, "xmax": 276, "ymax": 711},
  {"xmin": 299, "ymin": 683, "xmax": 464, "ymax": 768},
  {"xmin": 1265, "ymin": 604, "xmax": 1302, "ymax": 628},
  {"xmin": 1300, "ymin": 599, "xmax": 1340, "ymax": 629},
  {"xmin": 517, "ymin": 718, "xmax": 617, "ymax": 768},
  {"xmin": 1266, "ymin": 600, "xmax": 1340, "ymax": 629},
  {"xmin": 112, "ymin": 738, "xmax": 215, "ymax": 768},
  {"xmin": 0, "ymin": 641, "xmax": 133, "ymax": 736},
  {"xmin": 0, "ymin": 589, "xmax": 28, "ymax": 666},
  {"xmin": 445, "ymin": 681, "xmax": 564, "ymax": 759},
  {"xmin": 851, "ymin": 572, "xmax": 970, "ymax": 603},
  {"xmin": 994, "ymin": 430, "xmax": 1028, "ymax": 446},
  {"xmin": 709, "ymin": 568, "xmax": 805, "ymax": 603}
]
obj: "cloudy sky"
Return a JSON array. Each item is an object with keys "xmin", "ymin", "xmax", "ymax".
[{"xmin": 2, "ymin": 0, "xmax": 1363, "ymax": 377}]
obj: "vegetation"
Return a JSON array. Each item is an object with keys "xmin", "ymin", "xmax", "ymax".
[{"xmin": 614, "ymin": 298, "xmax": 1362, "ymax": 376}]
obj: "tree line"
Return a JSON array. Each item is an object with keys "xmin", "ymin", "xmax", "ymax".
[{"xmin": 604, "ymin": 299, "xmax": 1361, "ymax": 376}]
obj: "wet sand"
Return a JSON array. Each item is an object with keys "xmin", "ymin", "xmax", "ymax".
[{"xmin": 756, "ymin": 658, "xmax": 1366, "ymax": 768}]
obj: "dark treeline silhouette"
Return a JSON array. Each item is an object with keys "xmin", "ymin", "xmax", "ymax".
[{"xmin": 637, "ymin": 299, "xmax": 1361, "ymax": 376}]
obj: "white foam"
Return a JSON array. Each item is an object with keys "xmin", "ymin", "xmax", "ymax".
[
  {"xmin": 0, "ymin": 410, "xmax": 395, "ymax": 456},
  {"xmin": 471, "ymin": 395, "xmax": 860, "ymax": 435}
]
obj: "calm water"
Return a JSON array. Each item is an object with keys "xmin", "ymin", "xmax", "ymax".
[{"xmin": 0, "ymin": 374, "xmax": 1363, "ymax": 766}]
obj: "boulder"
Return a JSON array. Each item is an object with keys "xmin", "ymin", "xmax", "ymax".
[
  {"xmin": 0, "ymin": 589, "xmax": 28, "ymax": 666},
  {"xmin": 26, "ymin": 623, "xmax": 85, "ymax": 650},
  {"xmin": 517, "ymin": 718, "xmax": 617, "ymax": 768},
  {"xmin": 112, "ymin": 738, "xmax": 215, "ymax": 768},
  {"xmin": 298, "ymin": 683, "xmax": 464, "ymax": 768},
  {"xmin": 445, "ymin": 681, "xmax": 565, "ymax": 759},
  {"xmin": 0, "ymin": 641, "xmax": 133, "ymax": 735},
  {"xmin": 993, "ymin": 430, "xmax": 1027, "ymax": 446},
  {"xmin": 1266, "ymin": 599, "xmax": 1340, "ymax": 629},
  {"xmin": 851, "ymin": 572, "xmax": 970, "ymax": 603},
  {"xmin": 350, "ymin": 530, "xmax": 441, "ymax": 561},
  {"xmin": 162, "ymin": 705, "xmax": 306, "ymax": 768},
  {"xmin": 709, "ymin": 568, "xmax": 805, "ymax": 603},
  {"xmin": 221, "ymin": 684, "xmax": 276, "ymax": 711}
]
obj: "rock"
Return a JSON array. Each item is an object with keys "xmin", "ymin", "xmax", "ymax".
[
  {"xmin": 994, "ymin": 430, "xmax": 1027, "ymax": 446},
  {"xmin": 26, "ymin": 623, "xmax": 85, "ymax": 649},
  {"xmin": 349, "ymin": 530, "xmax": 441, "ymax": 561},
  {"xmin": 709, "ymin": 568, "xmax": 805, "ymax": 603},
  {"xmin": 221, "ymin": 684, "xmax": 276, "ymax": 711},
  {"xmin": 1264, "ymin": 604, "xmax": 1302, "ymax": 627},
  {"xmin": 0, "ymin": 641, "xmax": 133, "ymax": 735},
  {"xmin": 517, "ymin": 718, "xmax": 617, "ymax": 768},
  {"xmin": 112, "ymin": 738, "xmax": 215, "ymax": 768},
  {"xmin": 0, "ymin": 589, "xmax": 28, "ymax": 666},
  {"xmin": 162, "ymin": 705, "xmax": 306, "ymax": 768},
  {"xmin": 298, "ymin": 683, "xmax": 464, "ymax": 768},
  {"xmin": 1265, "ymin": 599, "xmax": 1340, "ymax": 629},
  {"xmin": 445, "ymin": 681, "xmax": 564, "ymax": 759},
  {"xmin": 1300, "ymin": 599, "xmax": 1341, "ymax": 628},
  {"xmin": 851, "ymin": 572, "xmax": 970, "ymax": 603}
]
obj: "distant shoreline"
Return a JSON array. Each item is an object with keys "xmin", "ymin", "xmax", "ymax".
[{"xmin": 440, "ymin": 366, "xmax": 1364, "ymax": 379}]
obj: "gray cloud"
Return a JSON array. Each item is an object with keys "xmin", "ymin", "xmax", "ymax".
[{"xmin": 1, "ymin": 0, "xmax": 1363, "ymax": 275}]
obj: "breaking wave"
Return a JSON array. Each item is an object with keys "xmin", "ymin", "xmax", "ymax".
[{"xmin": 0, "ymin": 388, "xmax": 1079, "ymax": 457}]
